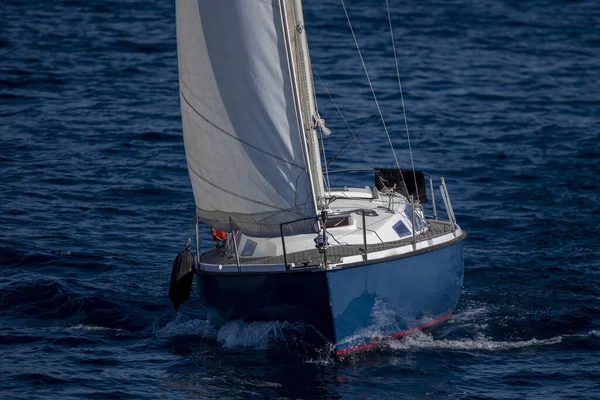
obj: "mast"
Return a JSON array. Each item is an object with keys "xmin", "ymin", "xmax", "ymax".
[{"xmin": 285, "ymin": 0, "xmax": 325, "ymax": 209}]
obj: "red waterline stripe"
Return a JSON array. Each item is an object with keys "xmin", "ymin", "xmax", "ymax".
[{"xmin": 336, "ymin": 311, "xmax": 453, "ymax": 355}]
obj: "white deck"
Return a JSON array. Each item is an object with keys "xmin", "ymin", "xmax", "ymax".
[{"xmin": 199, "ymin": 188, "xmax": 464, "ymax": 273}]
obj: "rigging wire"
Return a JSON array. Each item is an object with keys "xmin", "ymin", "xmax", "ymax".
[
  {"xmin": 339, "ymin": 0, "xmax": 410, "ymax": 197},
  {"xmin": 313, "ymin": 71, "xmax": 390, "ymax": 190},
  {"xmin": 319, "ymin": 130, "xmax": 331, "ymax": 190},
  {"xmin": 184, "ymin": 217, "xmax": 195, "ymax": 251},
  {"xmin": 308, "ymin": 40, "xmax": 331, "ymax": 191},
  {"xmin": 385, "ymin": 0, "xmax": 420, "ymax": 202},
  {"xmin": 310, "ymin": 67, "xmax": 331, "ymax": 191},
  {"xmin": 313, "ymin": 71, "xmax": 376, "ymax": 170},
  {"xmin": 326, "ymin": 113, "xmax": 379, "ymax": 167}
]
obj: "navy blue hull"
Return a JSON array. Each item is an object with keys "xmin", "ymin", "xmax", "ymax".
[
  {"xmin": 328, "ymin": 240, "xmax": 464, "ymax": 353},
  {"xmin": 198, "ymin": 269, "xmax": 336, "ymax": 346},
  {"xmin": 197, "ymin": 239, "xmax": 464, "ymax": 354}
]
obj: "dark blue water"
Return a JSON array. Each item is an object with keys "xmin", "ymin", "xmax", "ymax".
[{"xmin": 2, "ymin": 0, "xmax": 600, "ymax": 398}]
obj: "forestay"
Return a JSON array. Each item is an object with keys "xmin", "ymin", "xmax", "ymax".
[{"xmin": 176, "ymin": 0, "xmax": 318, "ymax": 236}]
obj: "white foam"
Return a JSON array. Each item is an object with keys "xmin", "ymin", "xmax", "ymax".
[
  {"xmin": 387, "ymin": 330, "xmax": 563, "ymax": 352},
  {"xmin": 337, "ymin": 299, "xmax": 408, "ymax": 347},
  {"xmin": 155, "ymin": 319, "xmax": 217, "ymax": 339},
  {"xmin": 370, "ymin": 298, "xmax": 401, "ymax": 331},
  {"xmin": 216, "ymin": 320, "xmax": 289, "ymax": 349},
  {"xmin": 304, "ymin": 347, "xmax": 338, "ymax": 366},
  {"xmin": 154, "ymin": 316, "xmax": 599, "ymax": 354},
  {"xmin": 450, "ymin": 307, "xmax": 490, "ymax": 323},
  {"xmin": 69, "ymin": 324, "xmax": 111, "ymax": 331},
  {"xmin": 68, "ymin": 324, "xmax": 127, "ymax": 334}
]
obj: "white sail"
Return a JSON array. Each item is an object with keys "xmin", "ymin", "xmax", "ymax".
[{"xmin": 176, "ymin": 0, "xmax": 318, "ymax": 236}]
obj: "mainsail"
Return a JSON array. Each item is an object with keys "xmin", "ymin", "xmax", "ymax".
[{"xmin": 176, "ymin": 0, "xmax": 319, "ymax": 236}]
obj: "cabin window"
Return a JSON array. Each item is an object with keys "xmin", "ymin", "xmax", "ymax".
[
  {"xmin": 241, "ymin": 239, "xmax": 257, "ymax": 256},
  {"xmin": 355, "ymin": 209, "xmax": 378, "ymax": 217},
  {"xmin": 393, "ymin": 220, "xmax": 411, "ymax": 237},
  {"xmin": 325, "ymin": 216, "xmax": 351, "ymax": 228}
]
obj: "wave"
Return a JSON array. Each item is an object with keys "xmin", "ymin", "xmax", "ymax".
[
  {"xmin": 67, "ymin": 324, "xmax": 129, "ymax": 335},
  {"xmin": 216, "ymin": 320, "xmax": 291, "ymax": 350},
  {"xmin": 150, "ymin": 300, "xmax": 600, "ymax": 356},
  {"xmin": 0, "ymin": 275, "xmax": 160, "ymax": 333},
  {"xmin": 154, "ymin": 315, "xmax": 312, "ymax": 352},
  {"xmin": 155, "ymin": 318, "xmax": 217, "ymax": 339},
  {"xmin": 14, "ymin": 372, "xmax": 70, "ymax": 385},
  {"xmin": 388, "ymin": 331, "xmax": 563, "ymax": 352}
]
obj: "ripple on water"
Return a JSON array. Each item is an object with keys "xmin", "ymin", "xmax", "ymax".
[{"xmin": 2, "ymin": 0, "xmax": 600, "ymax": 398}]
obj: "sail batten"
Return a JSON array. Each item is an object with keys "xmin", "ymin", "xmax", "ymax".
[{"xmin": 176, "ymin": 0, "xmax": 318, "ymax": 236}]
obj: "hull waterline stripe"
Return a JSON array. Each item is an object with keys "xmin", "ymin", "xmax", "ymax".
[{"xmin": 336, "ymin": 311, "xmax": 453, "ymax": 355}]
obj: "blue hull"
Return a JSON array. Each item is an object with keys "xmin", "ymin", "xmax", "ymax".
[{"xmin": 197, "ymin": 238, "xmax": 464, "ymax": 354}]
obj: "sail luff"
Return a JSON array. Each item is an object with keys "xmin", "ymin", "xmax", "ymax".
[
  {"xmin": 287, "ymin": 0, "xmax": 326, "ymax": 208},
  {"xmin": 278, "ymin": 0, "xmax": 320, "ymax": 215}
]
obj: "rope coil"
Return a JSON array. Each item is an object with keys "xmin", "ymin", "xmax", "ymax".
[{"xmin": 313, "ymin": 112, "xmax": 331, "ymax": 136}]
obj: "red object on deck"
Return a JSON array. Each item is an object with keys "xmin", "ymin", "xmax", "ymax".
[{"xmin": 211, "ymin": 228, "xmax": 228, "ymax": 241}]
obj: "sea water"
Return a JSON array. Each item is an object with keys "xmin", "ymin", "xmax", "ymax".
[{"xmin": 2, "ymin": 0, "xmax": 600, "ymax": 398}]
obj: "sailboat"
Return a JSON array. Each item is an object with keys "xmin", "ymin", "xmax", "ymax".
[{"xmin": 171, "ymin": 0, "xmax": 466, "ymax": 355}]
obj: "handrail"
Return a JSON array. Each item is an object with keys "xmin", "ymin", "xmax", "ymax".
[
  {"xmin": 362, "ymin": 210, "xmax": 368, "ymax": 261},
  {"xmin": 440, "ymin": 178, "xmax": 457, "ymax": 230},
  {"xmin": 410, "ymin": 195, "xmax": 416, "ymax": 250},
  {"xmin": 229, "ymin": 217, "xmax": 241, "ymax": 271},
  {"xmin": 279, "ymin": 215, "xmax": 319, "ymax": 270},
  {"xmin": 195, "ymin": 215, "xmax": 200, "ymax": 266},
  {"xmin": 274, "ymin": 177, "xmax": 458, "ymax": 271},
  {"xmin": 429, "ymin": 175, "xmax": 437, "ymax": 220}
]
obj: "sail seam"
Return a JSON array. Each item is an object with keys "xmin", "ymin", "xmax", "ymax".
[
  {"xmin": 179, "ymin": 88, "xmax": 305, "ymax": 170},
  {"xmin": 187, "ymin": 164, "xmax": 289, "ymax": 211},
  {"xmin": 253, "ymin": 198, "xmax": 316, "ymax": 224}
]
